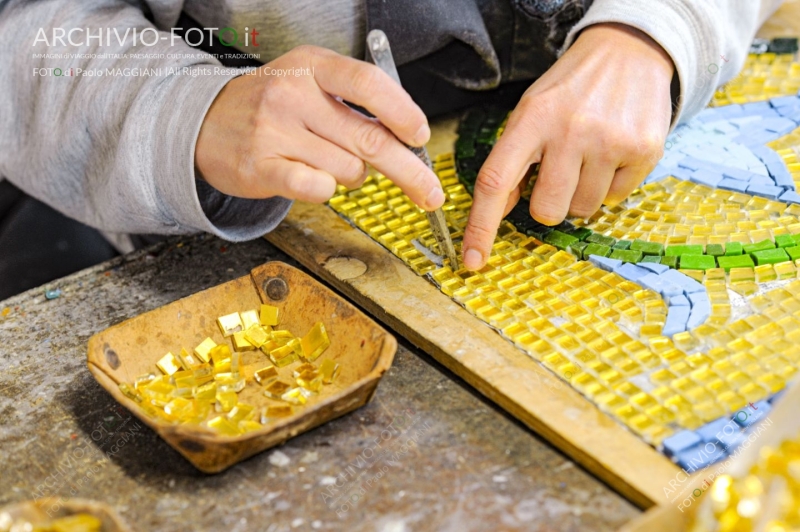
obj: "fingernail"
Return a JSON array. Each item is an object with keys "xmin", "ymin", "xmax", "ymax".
[
  {"xmin": 426, "ymin": 187, "xmax": 444, "ymax": 210},
  {"xmin": 414, "ymin": 123, "xmax": 431, "ymax": 146},
  {"xmin": 463, "ymin": 248, "xmax": 484, "ymax": 270}
]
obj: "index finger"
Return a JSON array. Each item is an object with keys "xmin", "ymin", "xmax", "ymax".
[
  {"xmin": 309, "ymin": 48, "xmax": 430, "ymax": 147},
  {"xmin": 462, "ymin": 111, "xmax": 542, "ymax": 270}
]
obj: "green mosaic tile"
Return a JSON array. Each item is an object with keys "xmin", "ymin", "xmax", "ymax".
[
  {"xmin": 775, "ymin": 234, "xmax": 796, "ymax": 248},
  {"xmin": 567, "ymin": 227, "xmax": 593, "ymax": 241},
  {"xmin": 725, "ymin": 242, "xmax": 744, "ymax": 256},
  {"xmin": 544, "ymin": 230, "xmax": 579, "ymax": 251},
  {"xmin": 679, "ymin": 254, "xmax": 717, "ymax": 270},
  {"xmin": 527, "ymin": 226, "xmax": 553, "ymax": 240},
  {"xmin": 455, "ymin": 142, "xmax": 476, "ymax": 159},
  {"xmin": 717, "ymin": 254, "xmax": 755, "ymax": 272},
  {"xmin": 660, "ymin": 255, "xmax": 678, "ymax": 268},
  {"xmin": 752, "ymin": 248, "xmax": 791, "ymax": 265},
  {"xmin": 585, "ymin": 233, "xmax": 616, "ymax": 247},
  {"xmin": 569, "ymin": 241, "xmax": 589, "ymax": 259},
  {"xmin": 609, "ymin": 249, "xmax": 643, "ymax": 263},
  {"xmin": 631, "ymin": 239, "xmax": 665, "ymax": 256},
  {"xmin": 786, "ymin": 245, "xmax": 800, "ymax": 262},
  {"xmin": 665, "ymin": 245, "xmax": 704, "ymax": 257},
  {"xmin": 743, "ymin": 239, "xmax": 775, "ymax": 254},
  {"xmin": 584, "ymin": 243, "xmax": 612, "ymax": 258}
]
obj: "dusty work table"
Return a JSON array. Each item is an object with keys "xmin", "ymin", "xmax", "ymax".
[{"xmin": 0, "ymin": 233, "xmax": 638, "ymax": 531}]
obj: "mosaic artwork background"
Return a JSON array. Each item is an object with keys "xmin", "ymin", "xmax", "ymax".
[{"xmin": 328, "ymin": 43, "xmax": 800, "ymax": 472}]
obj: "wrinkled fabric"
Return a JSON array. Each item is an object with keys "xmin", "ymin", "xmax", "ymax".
[
  {"xmin": 0, "ymin": 0, "xmax": 780, "ymax": 244},
  {"xmin": 367, "ymin": 0, "xmax": 593, "ymax": 92},
  {"xmin": 368, "ymin": 0, "xmax": 778, "ymax": 125}
]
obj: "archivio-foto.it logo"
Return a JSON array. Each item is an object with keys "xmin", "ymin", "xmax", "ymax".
[{"xmin": 32, "ymin": 27, "xmax": 260, "ymax": 49}]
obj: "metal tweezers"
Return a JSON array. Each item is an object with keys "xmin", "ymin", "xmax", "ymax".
[{"xmin": 366, "ymin": 29, "xmax": 460, "ymax": 270}]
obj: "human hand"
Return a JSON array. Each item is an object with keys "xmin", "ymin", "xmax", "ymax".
[
  {"xmin": 196, "ymin": 45, "xmax": 444, "ymax": 210},
  {"xmin": 462, "ymin": 23, "xmax": 674, "ymax": 270}
]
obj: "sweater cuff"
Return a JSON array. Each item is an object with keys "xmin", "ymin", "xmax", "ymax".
[
  {"xmin": 151, "ymin": 69, "xmax": 292, "ymax": 242},
  {"xmin": 561, "ymin": 0, "xmax": 721, "ymax": 129}
]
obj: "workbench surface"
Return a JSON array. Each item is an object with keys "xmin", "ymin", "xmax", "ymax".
[{"xmin": 0, "ymin": 234, "xmax": 637, "ymax": 531}]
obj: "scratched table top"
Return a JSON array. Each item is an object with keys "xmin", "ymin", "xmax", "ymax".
[{"xmin": 0, "ymin": 234, "xmax": 637, "ymax": 532}]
